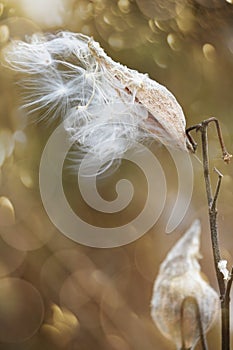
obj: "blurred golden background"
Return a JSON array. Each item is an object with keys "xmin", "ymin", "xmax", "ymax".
[{"xmin": 0, "ymin": 0, "xmax": 233, "ymax": 349}]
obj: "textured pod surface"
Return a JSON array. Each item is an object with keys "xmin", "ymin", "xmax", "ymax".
[
  {"xmin": 88, "ymin": 37, "xmax": 187, "ymax": 151},
  {"xmin": 151, "ymin": 220, "xmax": 219, "ymax": 349},
  {"xmin": 2, "ymin": 31, "xmax": 188, "ymax": 171}
]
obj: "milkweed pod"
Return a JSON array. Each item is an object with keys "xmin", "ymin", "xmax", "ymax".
[
  {"xmin": 2, "ymin": 32, "xmax": 190, "ymax": 171},
  {"xmin": 88, "ymin": 37, "xmax": 188, "ymax": 151},
  {"xmin": 151, "ymin": 220, "xmax": 219, "ymax": 349}
]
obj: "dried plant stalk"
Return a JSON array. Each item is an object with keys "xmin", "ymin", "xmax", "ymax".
[{"xmin": 186, "ymin": 118, "xmax": 233, "ymax": 350}]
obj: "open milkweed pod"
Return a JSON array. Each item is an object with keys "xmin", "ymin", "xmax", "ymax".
[
  {"xmin": 88, "ymin": 37, "xmax": 188, "ymax": 151},
  {"xmin": 2, "ymin": 32, "xmax": 189, "ymax": 171},
  {"xmin": 151, "ymin": 220, "xmax": 219, "ymax": 350}
]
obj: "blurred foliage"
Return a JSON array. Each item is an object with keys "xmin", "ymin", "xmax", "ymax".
[{"xmin": 0, "ymin": 0, "xmax": 233, "ymax": 349}]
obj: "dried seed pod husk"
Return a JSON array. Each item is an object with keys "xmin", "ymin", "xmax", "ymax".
[
  {"xmin": 151, "ymin": 220, "xmax": 219, "ymax": 349},
  {"xmin": 88, "ymin": 38, "xmax": 187, "ymax": 151}
]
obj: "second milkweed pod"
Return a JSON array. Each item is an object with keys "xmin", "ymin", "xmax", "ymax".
[{"xmin": 151, "ymin": 220, "xmax": 219, "ymax": 349}]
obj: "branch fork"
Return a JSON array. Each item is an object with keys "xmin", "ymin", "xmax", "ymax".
[{"xmin": 186, "ymin": 117, "xmax": 232, "ymax": 350}]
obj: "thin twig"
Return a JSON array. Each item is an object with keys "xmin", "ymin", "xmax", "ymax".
[
  {"xmin": 200, "ymin": 123, "xmax": 213, "ymax": 207},
  {"xmin": 186, "ymin": 120, "xmax": 227, "ymax": 296},
  {"xmin": 204, "ymin": 117, "xmax": 232, "ymax": 164},
  {"xmin": 186, "ymin": 124, "xmax": 201, "ymax": 152},
  {"xmin": 186, "ymin": 118, "xmax": 232, "ymax": 164},
  {"xmin": 211, "ymin": 168, "xmax": 223, "ymax": 211},
  {"xmin": 186, "ymin": 118, "xmax": 232, "ymax": 350},
  {"xmin": 200, "ymin": 121, "xmax": 224, "ymax": 295}
]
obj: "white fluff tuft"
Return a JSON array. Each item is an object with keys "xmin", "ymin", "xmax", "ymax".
[{"xmin": 3, "ymin": 31, "xmax": 185, "ymax": 173}]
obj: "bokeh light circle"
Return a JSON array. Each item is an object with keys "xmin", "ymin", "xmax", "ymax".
[
  {"xmin": 0, "ymin": 278, "xmax": 44, "ymax": 343},
  {"xmin": 0, "ymin": 239, "xmax": 26, "ymax": 277}
]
